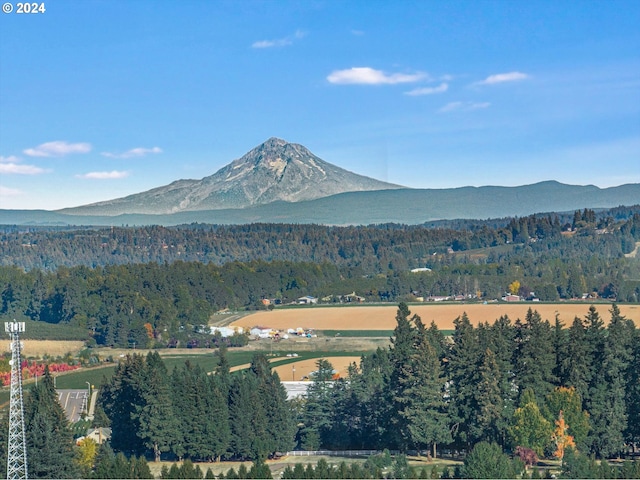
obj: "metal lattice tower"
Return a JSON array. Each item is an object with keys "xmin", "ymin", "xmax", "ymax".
[{"xmin": 5, "ymin": 322, "xmax": 28, "ymax": 480}]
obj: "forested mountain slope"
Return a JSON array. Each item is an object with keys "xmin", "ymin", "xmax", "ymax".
[
  {"xmin": 1, "ymin": 208, "xmax": 640, "ymax": 349},
  {"xmin": 2, "ymin": 206, "xmax": 639, "ymax": 272}
]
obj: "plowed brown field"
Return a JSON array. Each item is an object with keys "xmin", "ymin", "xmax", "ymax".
[
  {"xmin": 271, "ymin": 356, "xmax": 361, "ymax": 381},
  {"xmin": 231, "ymin": 303, "xmax": 640, "ymax": 331}
]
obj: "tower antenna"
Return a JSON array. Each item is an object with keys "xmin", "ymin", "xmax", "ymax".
[{"xmin": 5, "ymin": 321, "xmax": 28, "ymax": 480}]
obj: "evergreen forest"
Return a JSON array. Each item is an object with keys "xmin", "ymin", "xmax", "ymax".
[
  {"xmin": 3, "ymin": 303, "xmax": 640, "ymax": 478},
  {"xmin": 1, "ymin": 207, "xmax": 640, "ymax": 348}
]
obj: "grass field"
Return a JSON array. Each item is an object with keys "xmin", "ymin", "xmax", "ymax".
[
  {"xmin": 0, "ymin": 340, "xmax": 85, "ymax": 358},
  {"xmin": 231, "ymin": 302, "xmax": 640, "ymax": 331},
  {"xmin": 146, "ymin": 454, "xmax": 466, "ymax": 478}
]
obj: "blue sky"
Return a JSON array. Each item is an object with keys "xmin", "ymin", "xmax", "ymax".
[{"xmin": 1, "ymin": 0, "xmax": 639, "ymax": 210}]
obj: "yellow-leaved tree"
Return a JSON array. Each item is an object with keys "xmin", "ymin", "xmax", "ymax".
[
  {"xmin": 508, "ymin": 280, "xmax": 521, "ymax": 295},
  {"xmin": 75, "ymin": 437, "xmax": 98, "ymax": 473},
  {"xmin": 552, "ymin": 410, "xmax": 576, "ymax": 461}
]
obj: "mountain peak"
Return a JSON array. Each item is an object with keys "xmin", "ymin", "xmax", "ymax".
[{"xmin": 58, "ymin": 138, "xmax": 404, "ymax": 216}]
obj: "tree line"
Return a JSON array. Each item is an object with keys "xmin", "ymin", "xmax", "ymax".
[
  {"xmin": 2, "ymin": 304, "xmax": 640, "ymax": 478},
  {"xmin": 98, "ymin": 348, "xmax": 295, "ymax": 462},
  {"xmin": 1, "ymin": 210, "xmax": 640, "ymax": 347},
  {"xmin": 298, "ymin": 303, "xmax": 640, "ymax": 461},
  {"xmin": 1, "ymin": 208, "xmax": 639, "ymax": 274}
]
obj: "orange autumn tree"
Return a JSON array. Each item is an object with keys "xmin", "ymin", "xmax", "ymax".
[
  {"xmin": 144, "ymin": 322, "xmax": 154, "ymax": 339},
  {"xmin": 552, "ymin": 410, "xmax": 575, "ymax": 460}
]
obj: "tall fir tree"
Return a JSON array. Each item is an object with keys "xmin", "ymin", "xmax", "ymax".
[
  {"xmin": 24, "ymin": 365, "xmax": 80, "ymax": 478},
  {"xmin": 514, "ymin": 309, "xmax": 557, "ymax": 404},
  {"xmin": 472, "ymin": 349, "xmax": 507, "ymax": 446},
  {"xmin": 250, "ymin": 353, "xmax": 296, "ymax": 456},
  {"xmin": 398, "ymin": 318, "xmax": 451, "ymax": 457},
  {"xmin": 583, "ymin": 304, "xmax": 606, "ymax": 406},
  {"xmin": 625, "ymin": 325, "xmax": 640, "ymax": 446},
  {"xmin": 587, "ymin": 304, "xmax": 634, "ymax": 457},
  {"xmin": 136, "ymin": 352, "xmax": 180, "ymax": 461},
  {"xmin": 559, "ymin": 317, "xmax": 592, "ymax": 402},
  {"xmin": 388, "ymin": 302, "xmax": 418, "ymax": 450},
  {"xmin": 351, "ymin": 347, "xmax": 394, "ymax": 449},
  {"xmin": 302, "ymin": 358, "xmax": 338, "ymax": 448},
  {"xmin": 98, "ymin": 354, "xmax": 146, "ymax": 455},
  {"xmin": 447, "ymin": 313, "xmax": 481, "ymax": 448}
]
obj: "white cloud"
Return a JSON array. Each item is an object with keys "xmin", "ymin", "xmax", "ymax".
[
  {"xmin": 0, "ymin": 186, "xmax": 22, "ymax": 197},
  {"xmin": 0, "ymin": 155, "xmax": 47, "ymax": 174},
  {"xmin": 351, "ymin": 29, "xmax": 365, "ymax": 36},
  {"xmin": 24, "ymin": 141, "xmax": 91, "ymax": 157},
  {"xmin": 102, "ymin": 146, "xmax": 163, "ymax": 159},
  {"xmin": 327, "ymin": 67, "xmax": 428, "ymax": 85},
  {"xmin": 477, "ymin": 72, "xmax": 529, "ymax": 85},
  {"xmin": 252, "ymin": 30, "xmax": 306, "ymax": 49},
  {"xmin": 252, "ymin": 38, "xmax": 292, "ymax": 48},
  {"xmin": 75, "ymin": 170, "xmax": 130, "ymax": 180},
  {"xmin": 405, "ymin": 83, "xmax": 449, "ymax": 96},
  {"xmin": 439, "ymin": 101, "xmax": 491, "ymax": 113}
]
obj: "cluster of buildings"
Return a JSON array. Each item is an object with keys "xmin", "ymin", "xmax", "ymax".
[
  {"xmin": 261, "ymin": 291, "xmax": 367, "ymax": 306},
  {"xmin": 248, "ymin": 326, "xmax": 316, "ymax": 340}
]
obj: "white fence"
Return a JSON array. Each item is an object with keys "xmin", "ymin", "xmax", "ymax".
[{"xmin": 284, "ymin": 450, "xmax": 384, "ymax": 457}]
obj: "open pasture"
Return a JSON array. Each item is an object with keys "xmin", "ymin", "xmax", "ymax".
[
  {"xmin": 271, "ymin": 356, "xmax": 361, "ymax": 381},
  {"xmin": 0, "ymin": 340, "xmax": 85, "ymax": 358},
  {"xmin": 231, "ymin": 303, "xmax": 640, "ymax": 331}
]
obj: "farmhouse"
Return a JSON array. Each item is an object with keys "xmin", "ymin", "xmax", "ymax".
[
  {"xmin": 503, "ymin": 294, "xmax": 521, "ymax": 302},
  {"xmin": 76, "ymin": 427, "xmax": 111, "ymax": 445},
  {"xmin": 341, "ymin": 292, "xmax": 365, "ymax": 303},
  {"xmin": 209, "ymin": 326, "xmax": 243, "ymax": 337},
  {"xmin": 297, "ymin": 295, "xmax": 318, "ymax": 305}
]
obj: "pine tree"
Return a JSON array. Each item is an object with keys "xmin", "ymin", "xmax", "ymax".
[
  {"xmin": 136, "ymin": 352, "xmax": 179, "ymax": 461},
  {"xmin": 398, "ymin": 319, "xmax": 451, "ymax": 457},
  {"xmin": 208, "ymin": 372, "xmax": 231, "ymax": 461},
  {"xmin": 559, "ymin": 317, "xmax": 591, "ymax": 401},
  {"xmin": 0, "ymin": 413, "xmax": 8, "ymax": 479},
  {"xmin": 24, "ymin": 365, "xmax": 80, "ymax": 478},
  {"xmin": 625, "ymin": 326, "xmax": 640, "ymax": 446},
  {"xmin": 98, "ymin": 354, "xmax": 146, "ymax": 455},
  {"xmin": 350, "ymin": 347, "xmax": 394, "ymax": 449},
  {"xmin": 250, "ymin": 353, "xmax": 296, "ymax": 455},
  {"xmin": 447, "ymin": 313, "xmax": 481, "ymax": 448},
  {"xmin": 472, "ymin": 349, "xmax": 506, "ymax": 445},
  {"xmin": 514, "ymin": 309, "xmax": 556, "ymax": 405},
  {"xmin": 229, "ymin": 372, "xmax": 265, "ymax": 459},
  {"xmin": 174, "ymin": 362, "xmax": 220, "ymax": 460},
  {"xmin": 587, "ymin": 304, "xmax": 634, "ymax": 457},
  {"xmin": 389, "ymin": 302, "xmax": 418, "ymax": 449}
]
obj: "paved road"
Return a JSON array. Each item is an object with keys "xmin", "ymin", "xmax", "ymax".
[
  {"xmin": 281, "ymin": 381, "xmax": 310, "ymax": 400},
  {"xmin": 57, "ymin": 389, "xmax": 88, "ymax": 423}
]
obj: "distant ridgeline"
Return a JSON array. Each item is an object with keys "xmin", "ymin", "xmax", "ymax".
[{"xmin": 0, "ymin": 205, "xmax": 639, "ymax": 272}]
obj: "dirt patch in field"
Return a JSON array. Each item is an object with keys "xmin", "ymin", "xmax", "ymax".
[
  {"xmin": 228, "ymin": 356, "xmax": 361, "ymax": 380},
  {"xmin": 0, "ymin": 340, "xmax": 85, "ymax": 358},
  {"xmin": 231, "ymin": 303, "xmax": 640, "ymax": 331},
  {"xmin": 271, "ymin": 356, "xmax": 361, "ymax": 381}
]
